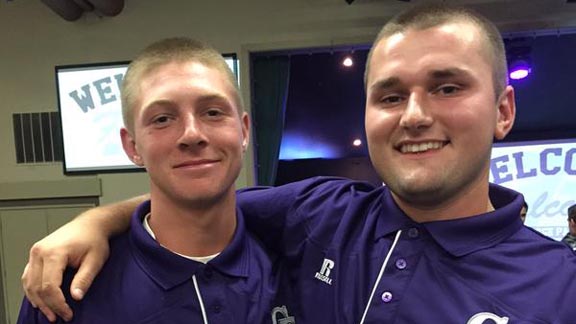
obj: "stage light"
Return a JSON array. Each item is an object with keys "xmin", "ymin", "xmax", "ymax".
[
  {"xmin": 343, "ymin": 56, "xmax": 353, "ymax": 67},
  {"xmin": 353, "ymin": 139, "xmax": 362, "ymax": 146},
  {"xmin": 505, "ymin": 38, "xmax": 533, "ymax": 81},
  {"xmin": 509, "ymin": 59, "xmax": 531, "ymax": 80}
]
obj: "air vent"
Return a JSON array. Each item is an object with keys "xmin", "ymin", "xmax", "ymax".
[{"xmin": 12, "ymin": 112, "xmax": 63, "ymax": 164}]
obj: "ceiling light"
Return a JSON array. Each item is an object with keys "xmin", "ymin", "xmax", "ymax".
[
  {"xmin": 343, "ymin": 56, "xmax": 353, "ymax": 67},
  {"xmin": 509, "ymin": 59, "xmax": 531, "ymax": 80},
  {"xmin": 506, "ymin": 38, "xmax": 533, "ymax": 81}
]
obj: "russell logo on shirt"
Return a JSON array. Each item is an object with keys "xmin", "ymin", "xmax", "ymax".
[
  {"xmin": 467, "ymin": 312, "xmax": 509, "ymax": 324},
  {"xmin": 314, "ymin": 258, "xmax": 335, "ymax": 285}
]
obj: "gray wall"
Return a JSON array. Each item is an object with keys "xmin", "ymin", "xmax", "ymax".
[
  {"xmin": 0, "ymin": 0, "xmax": 392, "ymax": 202},
  {"xmin": 3, "ymin": 0, "xmax": 574, "ymax": 203}
]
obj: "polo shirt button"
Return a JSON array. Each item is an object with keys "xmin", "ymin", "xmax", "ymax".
[
  {"xmin": 395, "ymin": 258, "xmax": 407, "ymax": 270},
  {"xmin": 408, "ymin": 227, "xmax": 419, "ymax": 238},
  {"xmin": 381, "ymin": 291, "xmax": 393, "ymax": 303},
  {"xmin": 212, "ymin": 303, "xmax": 222, "ymax": 313}
]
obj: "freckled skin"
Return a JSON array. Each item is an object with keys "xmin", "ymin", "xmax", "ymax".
[{"xmin": 121, "ymin": 61, "xmax": 249, "ymax": 210}]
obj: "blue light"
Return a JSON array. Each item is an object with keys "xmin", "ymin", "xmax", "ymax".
[
  {"xmin": 279, "ymin": 133, "xmax": 339, "ymax": 160},
  {"xmin": 510, "ymin": 68, "xmax": 530, "ymax": 80},
  {"xmin": 509, "ymin": 59, "xmax": 531, "ymax": 80}
]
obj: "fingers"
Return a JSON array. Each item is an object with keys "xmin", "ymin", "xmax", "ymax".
[
  {"xmin": 22, "ymin": 262, "xmax": 57, "ymax": 322},
  {"xmin": 40, "ymin": 253, "xmax": 74, "ymax": 321},
  {"xmin": 38, "ymin": 306, "xmax": 57, "ymax": 323},
  {"xmin": 69, "ymin": 249, "xmax": 107, "ymax": 301},
  {"xmin": 38, "ymin": 287, "xmax": 73, "ymax": 322},
  {"xmin": 22, "ymin": 259, "xmax": 41, "ymax": 308},
  {"xmin": 22, "ymin": 244, "xmax": 73, "ymax": 322},
  {"xmin": 19, "ymin": 207, "xmax": 117, "ymax": 322}
]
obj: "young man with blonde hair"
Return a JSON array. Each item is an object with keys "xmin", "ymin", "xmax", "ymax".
[
  {"xmin": 18, "ymin": 38, "xmax": 291, "ymax": 324},
  {"xmin": 22, "ymin": 4, "xmax": 576, "ymax": 323}
]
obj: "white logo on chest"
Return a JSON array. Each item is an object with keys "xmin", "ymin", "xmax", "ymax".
[
  {"xmin": 467, "ymin": 312, "xmax": 510, "ymax": 324},
  {"xmin": 314, "ymin": 258, "xmax": 335, "ymax": 285}
]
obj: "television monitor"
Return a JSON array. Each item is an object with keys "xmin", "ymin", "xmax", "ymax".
[{"xmin": 55, "ymin": 54, "xmax": 239, "ymax": 174}]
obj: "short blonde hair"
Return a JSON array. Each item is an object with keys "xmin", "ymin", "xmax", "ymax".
[
  {"xmin": 121, "ymin": 37, "xmax": 242, "ymax": 133},
  {"xmin": 365, "ymin": 3, "xmax": 508, "ymax": 99}
]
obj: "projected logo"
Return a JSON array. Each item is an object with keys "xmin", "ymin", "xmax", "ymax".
[{"xmin": 490, "ymin": 140, "xmax": 576, "ymax": 240}]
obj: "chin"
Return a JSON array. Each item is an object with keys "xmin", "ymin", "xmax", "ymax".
[{"xmin": 390, "ymin": 179, "xmax": 448, "ymax": 203}]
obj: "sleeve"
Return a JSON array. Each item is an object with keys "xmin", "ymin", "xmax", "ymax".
[
  {"xmin": 237, "ymin": 176, "xmax": 371, "ymax": 257},
  {"xmin": 237, "ymin": 180, "xmax": 307, "ymax": 257},
  {"xmin": 554, "ymin": 252, "xmax": 576, "ymax": 322},
  {"xmin": 16, "ymin": 298, "xmax": 48, "ymax": 324}
]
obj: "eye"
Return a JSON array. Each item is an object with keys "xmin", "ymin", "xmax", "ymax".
[
  {"xmin": 206, "ymin": 109, "xmax": 222, "ymax": 117},
  {"xmin": 434, "ymin": 84, "xmax": 461, "ymax": 96},
  {"xmin": 205, "ymin": 108, "xmax": 228, "ymax": 119},
  {"xmin": 378, "ymin": 94, "xmax": 405, "ymax": 107},
  {"xmin": 151, "ymin": 115, "xmax": 172, "ymax": 127}
]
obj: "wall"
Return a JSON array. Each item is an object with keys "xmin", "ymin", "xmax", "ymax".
[
  {"xmin": 0, "ymin": 0, "xmax": 395, "ymax": 204},
  {"xmin": 1, "ymin": 0, "xmax": 575, "ymax": 202}
]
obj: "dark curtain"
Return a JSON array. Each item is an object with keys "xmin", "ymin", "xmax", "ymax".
[{"xmin": 251, "ymin": 55, "xmax": 291, "ymax": 185}]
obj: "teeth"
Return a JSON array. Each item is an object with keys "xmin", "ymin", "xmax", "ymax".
[{"xmin": 400, "ymin": 142, "xmax": 444, "ymax": 153}]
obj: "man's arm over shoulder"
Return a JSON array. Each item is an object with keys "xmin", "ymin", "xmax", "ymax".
[
  {"xmin": 237, "ymin": 177, "xmax": 375, "ymax": 255},
  {"xmin": 21, "ymin": 194, "xmax": 147, "ymax": 322}
]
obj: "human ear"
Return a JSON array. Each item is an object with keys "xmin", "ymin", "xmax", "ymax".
[
  {"xmin": 494, "ymin": 85, "xmax": 516, "ymax": 140},
  {"xmin": 120, "ymin": 128, "xmax": 144, "ymax": 166},
  {"xmin": 240, "ymin": 112, "xmax": 250, "ymax": 152}
]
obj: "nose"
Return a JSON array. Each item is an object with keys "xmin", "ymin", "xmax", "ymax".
[
  {"xmin": 399, "ymin": 92, "xmax": 433, "ymax": 131},
  {"xmin": 178, "ymin": 114, "xmax": 208, "ymax": 149}
]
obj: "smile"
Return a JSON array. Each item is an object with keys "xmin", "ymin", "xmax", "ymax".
[
  {"xmin": 399, "ymin": 141, "xmax": 447, "ymax": 154},
  {"xmin": 173, "ymin": 159, "xmax": 219, "ymax": 168}
]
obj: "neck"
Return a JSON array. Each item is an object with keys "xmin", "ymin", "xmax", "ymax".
[
  {"xmin": 148, "ymin": 190, "xmax": 237, "ymax": 257},
  {"xmin": 393, "ymin": 180, "xmax": 493, "ymax": 223}
]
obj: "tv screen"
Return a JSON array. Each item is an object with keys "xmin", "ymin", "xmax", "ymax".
[
  {"xmin": 490, "ymin": 138, "xmax": 576, "ymax": 240},
  {"xmin": 56, "ymin": 54, "xmax": 239, "ymax": 174}
]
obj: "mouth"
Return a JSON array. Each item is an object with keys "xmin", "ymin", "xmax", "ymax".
[
  {"xmin": 173, "ymin": 159, "xmax": 219, "ymax": 168},
  {"xmin": 397, "ymin": 141, "xmax": 449, "ymax": 154}
]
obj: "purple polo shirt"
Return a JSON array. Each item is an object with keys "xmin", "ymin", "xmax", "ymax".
[
  {"xmin": 238, "ymin": 177, "xmax": 576, "ymax": 323},
  {"xmin": 18, "ymin": 200, "xmax": 291, "ymax": 324}
]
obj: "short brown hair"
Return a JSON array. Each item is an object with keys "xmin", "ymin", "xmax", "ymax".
[
  {"xmin": 568, "ymin": 204, "xmax": 576, "ymax": 221},
  {"xmin": 121, "ymin": 37, "xmax": 242, "ymax": 133},
  {"xmin": 364, "ymin": 3, "xmax": 508, "ymax": 99}
]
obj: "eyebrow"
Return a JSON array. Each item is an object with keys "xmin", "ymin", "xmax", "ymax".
[
  {"xmin": 195, "ymin": 93, "xmax": 234, "ymax": 106},
  {"xmin": 142, "ymin": 99, "xmax": 173, "ymax": 111},
  {"xmin": 368, "ymin": 76, "xmax": 402, "ymax": 93},
  {"xmin": 369, "ymin": 67, "xmax": 473, "ymax": 92},
  {"xmin": 144, "ymin": 93, "xmax": 233, "ymax": 110},
  {"xmin": 428, "ymin": 67, "xmax": 472, "ymax": 80}
]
